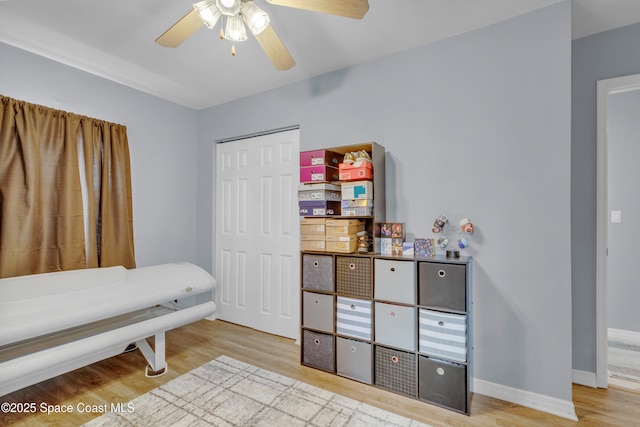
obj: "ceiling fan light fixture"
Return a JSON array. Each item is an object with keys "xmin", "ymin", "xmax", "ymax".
[
  {"xmin": 224, "ymin": 14, "xmax": 247, "ymax": 42},
  {"xmin": 193, "ymin": 0, "xmax": 222, "ymax": 29},
  {"xmin": 216, "ymin": 0, "xmax": 242, "ymax": 16},
  {"xmin": 242, "ymin": 2, "xmax": 270, "ymax": 36}
]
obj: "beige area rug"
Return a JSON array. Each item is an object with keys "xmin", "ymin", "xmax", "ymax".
[{"xmin": 84, "ymin": 355, "xmax": 431, "ymax": 427}]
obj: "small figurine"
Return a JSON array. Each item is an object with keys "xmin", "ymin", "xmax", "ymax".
[{"xmin": 357, "ymin": 230, "xmax": 372, "ymax": 253}]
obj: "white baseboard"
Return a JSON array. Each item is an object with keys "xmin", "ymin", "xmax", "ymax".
[
  {"xmin": 609, "ymin": 328, "xmax": 640, "ymax": 345},
  {"xmin": 572, "ymin": 369, "xmax": 597, "ymax": 388},
  {"xmin": 472, "ymin": 378, "xmax": 578, "ymax": 421},
  {"xmin": 205, "ymin": 314, "xmax": 217, "ymax": 321}
]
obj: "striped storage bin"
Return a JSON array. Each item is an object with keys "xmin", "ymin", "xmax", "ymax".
[
  {"xmin": 374, "ymin": 345, "xmax": 416, "ymax": 398},
  {"xmin": 336, "ymin": 296, "xmax": 372, "ymax": 340},
  {"xmin": 336, "ymin": 256, "xmax": 372, "ymax": 298},
  {"xmin": 418, "ymin": 309, "xmax": 467, "ymax": 362}
]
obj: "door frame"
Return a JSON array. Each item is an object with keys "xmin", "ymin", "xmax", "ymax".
[
  {"xmin": 213, "ymin": 125, "xmax": 301, "ymax": 338},
  {"xmin": 595, "ymin": 73, "xmax": 640, "ymax": 387}
]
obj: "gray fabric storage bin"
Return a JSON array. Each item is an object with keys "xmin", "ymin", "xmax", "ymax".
[
  {"xmin": 302, "ymin": 254, "xmax": 334, "ymax": 291},
  {"xmin": 336, "ymin": 337, "xmax": 372, "ymax": 384},
  {"xmin": 302, "ymin": 330, "xmax": 335, "ymax": 373},
  {"xmin": 302, "ymin": 291, "xmax": 334, "ymax": 333},
  {"xmin": 336, "ymin": 256, "xmax": 372, "ymax": 298},
  {"xmin": 418, "ymin": 262, "xmax": 466, "ymax": 312},
  {"xmin": 374, "ymin": 258, "xmax": 416, "ymax": 304},
  {"xmin": 418, "ymin": 355, "xmax": 468, "ymax": 413},
  {"xmin": 374, "ymin": 302, "xmax": 416, "ymax": 351},
  {"xmin": 374, "ymin": 345, "xmax": 416, "ymax": 398},
  {"xmin": 419, "ymin": 309, "xmax": 467, "ymax": 362},
  {"xmin": 336, "ymin": 296, "xmax": 372, "ymax": 340}
]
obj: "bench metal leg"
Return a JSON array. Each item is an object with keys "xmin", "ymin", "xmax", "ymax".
[{"xmin": 136, "ymin": 331, "xmax": 168, "ymax": 378}]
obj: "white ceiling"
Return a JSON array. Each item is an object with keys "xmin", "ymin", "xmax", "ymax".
[{"xmin": 1, "ymin": 0, "xmax": 639, "ymax": 110}]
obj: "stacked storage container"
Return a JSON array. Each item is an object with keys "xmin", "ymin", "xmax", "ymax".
[
  {"xmin": 340, "ymin": 180, "xmax": 374, "ymax": 217},
  {"xmin": 299, "ymin": 150, "xmax": 342, "ymax": 217},
  {"xmin": 325, "ymin": 218, "xmax": 365, "ymax": 253},
  {"xmin": 300, "ymin": 218, "xmax": 326, "ymax": 252}
]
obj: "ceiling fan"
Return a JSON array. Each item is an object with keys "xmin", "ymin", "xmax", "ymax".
[{"xmin": 155, "ymin": 0, "xmax": 369, "ymax": 71}]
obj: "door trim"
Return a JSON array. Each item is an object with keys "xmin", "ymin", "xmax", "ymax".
[{"xmin": 596, "ymin": 72, "xmax": 640, "ymax": 387}]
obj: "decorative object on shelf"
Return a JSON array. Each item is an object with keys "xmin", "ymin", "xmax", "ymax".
[
  {"xmin": 446, "ymin": 250, "xmax": 460, "ymax": 258},
  {"xmin": 414, "ymin": 238, "xmax": 435, "ymax": 257},
  {"xmin": 459, "ymin": 218, "xmax": 474, "ymax": 234},
  {"xmin": 457, "ymin": 238, "xmax": 468, "ymax": 249},
  {"xmin": 378, "ymin": 222, "xmax": 405, "ymax": 256},
  {"xmin": 391, "ymin": 238, "xmax": 403, "ymax": 256},
  {"xmin": 431, "ymin": 214, "xmax": 478, "ymax": 254},
  {"xmin": 342, "ymin": 150, "xmax": 371, "ymax": 164},
  {"xmin": 357, "ymin": 230, "xmax": 372, "ymax": 253},
  {"xmin": 432, "ymin": 215, "xmax": 448, "ymax": 233}
]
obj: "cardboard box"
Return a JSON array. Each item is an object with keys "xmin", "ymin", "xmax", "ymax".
[
  {"xmin": 325, "ymin": 234, "xmax": 358, "ymax": 243},
  {"xmin": 300, "ymin": 165, "xmax": 339, "ymax": 183},
  {"xmin": 326, "ymin": 237, "xmax": 358, "ymax": 253},
  {"xmin": 341, "ymin": 181, "xmax": 373, "ymax": 200},
  {"xmin": 301, "ymin": 240, "xmax": 326, "ymax": 252},
  {"xmin": 300, "ymin": 224, "xmax": 326, "ymax": 235},
  {"xmin": 340, "ymin": 199, "xmax": 373, "ymax": 208},
  {"xmin": 299, "ymin": 201, "xmax": 340, "ymax": 216},
  {"xmin": 339, "ymin": 161, "xmax": 373, "ymax": 181},
  {"xmin": 326, "ymin": 224, "xmax": 365, "ymax": 236},
  {"xmin": 301, "ymin": 234, "xmax": 324, "ymax": 240},
  {"xmin": 341, "ymin": 207, "xmax": 374, "ymax": 217},
  {"xmin": 325, "ymin": 218, "xmax": 365, "ymax": 227},
  {"xmin": 298, "ymin": 189, "xmax": 341, "ymax": 202},
  {"xmin": 300, "ymin": 150, "xmax": 342, "ymax": 167},
  {"xmin": 300, "ymin": 217, "xmax": 326, "ymax": 225}
]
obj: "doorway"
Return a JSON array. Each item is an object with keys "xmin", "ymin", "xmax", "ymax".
[
  {"xmin": 596, "ymin": 73, "xmax": 640, "ymax": 389},
  {"xmin": 214, "ymin": 128, "xmax": 300, "ymax": 339}
]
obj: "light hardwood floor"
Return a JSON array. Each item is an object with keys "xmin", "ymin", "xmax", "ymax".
[{"xmin": 1, "ymin": 319, "xmax": 639, "ymax": 426}]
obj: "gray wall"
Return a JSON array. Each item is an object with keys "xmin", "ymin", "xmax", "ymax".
[
  {"xmin": 0, "ymin": 42, "xmax": 200, "ymax": 269},
  {"xmin": 572, "ymin": 22, "xmax": 640, "ymax": 372},
  {"xmin": 196, "ymin": 2, "xmax": 573, "ymax": 401},
  {"xmin": 606, "ymin": 90, "xmax": 640, "ymax": 332}
]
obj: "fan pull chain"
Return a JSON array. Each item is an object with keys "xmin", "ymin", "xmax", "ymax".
[{"xmin": 231, "ymin": 45, "xmax": 236, "ymax": 56}]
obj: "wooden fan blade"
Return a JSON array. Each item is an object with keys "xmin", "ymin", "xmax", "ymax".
[
  {"xmin": 266, "ymin": 0, "xmax": 369, "ymax": 19},
  {"xmin": 255, "ymin": 25, "xmax": 295, "ymax": 71},
  {"xmin": 155, "ymin": 9, "xmax": 203, "ymax": 48}
]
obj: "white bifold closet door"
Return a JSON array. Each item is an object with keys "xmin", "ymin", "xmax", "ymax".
[{"xmin": 215, "ymin": 128, "xmax": 300, "ymax": 339}]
